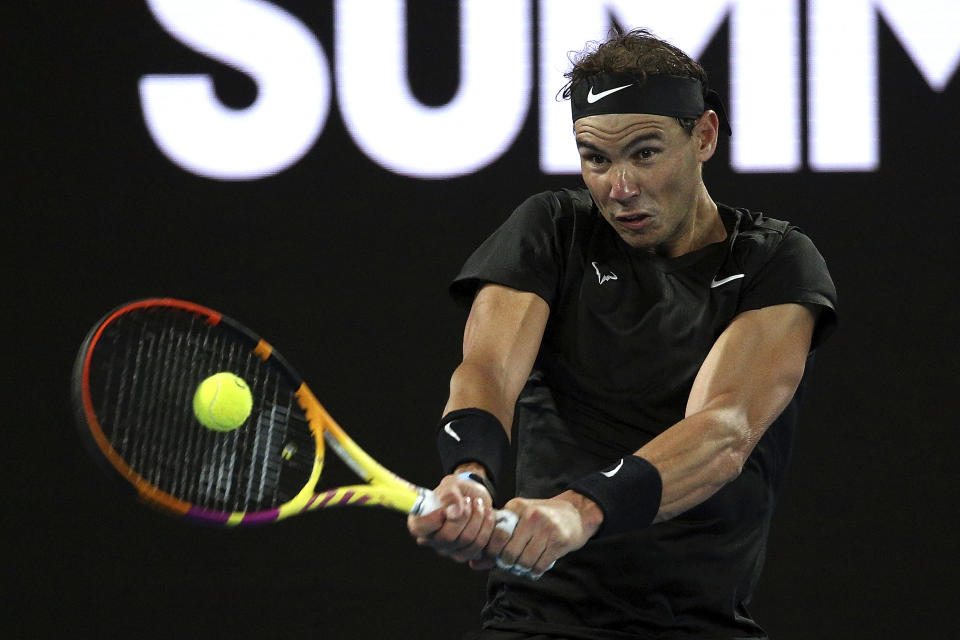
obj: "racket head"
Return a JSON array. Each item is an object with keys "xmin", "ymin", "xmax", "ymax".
[{"xmin": 72, "ymin": 298, "xmax": 325, "ymax": 526}]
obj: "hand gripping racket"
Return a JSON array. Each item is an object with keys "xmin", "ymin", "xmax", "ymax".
[{"xmin": 72, "ymin": 298, "xmax": 519, "ymax": 539}]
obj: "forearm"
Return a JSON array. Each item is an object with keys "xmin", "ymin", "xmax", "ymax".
[
  {"xmin": 439, "ymin": 362, "xmax": 517, "ymax": 493},
  {"xmin": 636, "ymin": 406, "xmax": 748, "ymax": 522},
  {"xmin": 442, "ymin": 284, "xmax": 548, "ymax": 437},
  {"xmin": 443, "ymin": 360, "xmax": 516, "ymax": 441}
]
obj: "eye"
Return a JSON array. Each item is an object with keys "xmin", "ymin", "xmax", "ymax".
[
  {"xmin": 582, "ymin": 153, "xmax": 608, "ymax": 167},
  {"xmin": 635, "ymin": 147, "xmax": 660, "ymax": 161}
]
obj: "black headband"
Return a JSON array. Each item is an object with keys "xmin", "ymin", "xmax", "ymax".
[{"xmin": 570, "ymin": 73, "xmax": 732, "ymax": 136}]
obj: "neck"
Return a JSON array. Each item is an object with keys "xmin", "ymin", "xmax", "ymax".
[{"xmin": 663, "ymin": 186, "xmax": 723, "ymax": 258}]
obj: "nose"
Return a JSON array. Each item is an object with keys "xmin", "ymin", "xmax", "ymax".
[{"xmin": 608, "ymin": 165, "xmax": 638, "ymax": 202}]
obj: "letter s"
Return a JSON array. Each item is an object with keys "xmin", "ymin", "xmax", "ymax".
[{"xmin": 139, "ymin": 0, "xmax": 330, "ymax": 180}]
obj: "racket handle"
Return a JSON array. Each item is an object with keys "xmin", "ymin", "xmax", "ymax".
[
  {"xmin": 415, "ymin": 490, "xmax": 550, "ymax": 579},
  {"xmin": 415, "ymin": 488, "xmax": 443, "ymax": 515},
  {"xmin": 493, "ymin": 507, "xmax": 517, "ymax": 534},
  {"xmin": 415, "ymin": 489, "xmax": 516, "ymax": 533}
]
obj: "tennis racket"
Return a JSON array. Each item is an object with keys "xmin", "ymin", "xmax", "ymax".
[{"xmin": 72, "ymin": 298, "xmax": 518, "ymax": 536}]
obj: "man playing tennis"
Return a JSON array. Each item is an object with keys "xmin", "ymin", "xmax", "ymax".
[{"xmin": 409, "ymin": 28, "xmax": 837, "ymax": 639}]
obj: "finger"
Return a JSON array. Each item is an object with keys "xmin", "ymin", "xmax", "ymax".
[
  {"xmin": 515, "ymin": 540, "xmax": 547, "ymax": 575},
  {"xmin": 496, "ymin": 527, "xmax": 532, "ymax": 569},
  {"xmin": 443, "ymin": 492, "xmax": 466, "ymax": 519},
  {"xmin": 407, "ymin": 508, "xmax": 446, "ymax": 537},
  {"xmin": 493, "ymin": 504, "xmax": 540, "ymax": 573},
  {"xmin": 431, "ymin": 495, "xmax": 473, "ymax": 545},
  {"xmin": 530, "ymin": 557, "xmax": 557, "ymax": 580},
  {"xmin": 495, "ymin": 504, "xmax": 534, "ymax": 568},
  {"xmin": 483, "ymin": 509, "xmax": 518, "ymax": 557},
  {"xmin": 432, "ymin": 479, "xmax": 473, "ymax": 519},
  {"xmin": 412, "ymin": 481, "xmax": 467, "ymax": 536},
  {"xmin": 447, "ymin": 497, "xmax": 495, "ymax": 562}
]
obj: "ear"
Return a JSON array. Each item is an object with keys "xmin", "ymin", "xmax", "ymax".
[{"xmin": 694, "ymin": 110, "xmax": 720, "ymax": 162}]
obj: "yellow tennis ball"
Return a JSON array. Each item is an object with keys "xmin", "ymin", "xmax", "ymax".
[{"xmin": 192, "ymin": 372, "xmax": 253, "ymax": 432}]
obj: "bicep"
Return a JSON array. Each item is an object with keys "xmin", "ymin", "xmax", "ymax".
[
  {"xmin": 686, "ymin": 303, "xmax": 818, "ymax": 435},
  {"xmin": 463, "ymin": 284, "xmax": 549, "ymax": 383},
  {"xmin": 631, "ymin": 303, "xmax": 818, "ymax": 521},
  {"xmin": 445, "ymin": 284, "xmax": 549, "ymax": 422}
]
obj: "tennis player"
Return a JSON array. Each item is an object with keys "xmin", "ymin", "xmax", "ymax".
[{"xmin": 409, "ymin": 28, "xmax": 837, "ymax": 639}]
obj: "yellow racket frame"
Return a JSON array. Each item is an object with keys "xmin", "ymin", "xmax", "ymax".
[{"xmin": 278, "ymin": 384, "xmax": 432, "ymax": 521}]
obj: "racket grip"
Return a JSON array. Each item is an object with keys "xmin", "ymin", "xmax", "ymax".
[
  {"xmin": 415, "ymin": 489, "xmax": 516, "ymax": 533},
  {"xmin": 415, "ymin": 489, "xmax": 443, "ymax": 515},
  {"xmin": 493, "ymin": 508, "xmax": 517, "ymax": 534},
  {"xmin": 415, "ymin": 490, "xmax": 550, "ymax": 579}
]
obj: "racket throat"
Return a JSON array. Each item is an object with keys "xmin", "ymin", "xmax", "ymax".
[{"xmin": 323, "ymin": 432, "xmax": 370, "ymax": 480}]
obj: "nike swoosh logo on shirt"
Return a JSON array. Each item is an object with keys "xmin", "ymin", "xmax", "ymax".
[
  {"xmin": 710, "ymin": 273, "xmax": 745, "ymax": 288},
  {"xmin": 443, "ymin": 422, "xmax": 461, "ymax": 442},
  {"xmin": 586, "ymin": 84, "xmax": 632, "ymax": 103},
  {"xmin": 601, "ymin": 459, "xmax": 624, "ymax": 478}
]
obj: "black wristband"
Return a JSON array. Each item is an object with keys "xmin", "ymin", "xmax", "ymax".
[
  {"xmin": 567, "ymin": 456, "xmax": 662, "ymax": 538},
  {"xmin": 437, "ymin": 408, "xmax": 510, "ymax": 494}
]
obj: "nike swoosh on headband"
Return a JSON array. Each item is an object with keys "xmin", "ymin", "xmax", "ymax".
[{"xmin": 586, "ymin": 84, "xmax": 632, "ymax": 104}]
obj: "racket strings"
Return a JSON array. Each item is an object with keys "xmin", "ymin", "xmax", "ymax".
[{"xmin": 88, "ymin": 306, "xmax": 316, "ymax": 513}]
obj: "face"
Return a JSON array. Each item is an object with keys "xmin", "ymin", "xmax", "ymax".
[{"xmin": 574, "ymin": 112, "xmax": 716, "ymax": 255}]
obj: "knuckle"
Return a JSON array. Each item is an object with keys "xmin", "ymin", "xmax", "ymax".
[{"xmin": 503, "ymin": 497, "xmax": 525, "ymax": 513}]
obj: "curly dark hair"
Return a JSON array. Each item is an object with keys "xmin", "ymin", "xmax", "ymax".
[{"xmin": 561, "ymin": 28, "xmax": 710, "ymax": 133}]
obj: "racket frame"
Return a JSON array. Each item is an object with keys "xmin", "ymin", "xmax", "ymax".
[{"xmin": 72, "ymin": 298, "xmax": 433, "ymax": 526}]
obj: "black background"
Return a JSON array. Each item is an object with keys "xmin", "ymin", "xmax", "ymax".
[{"xmin": 6, "ymin": 2, "xmax": 958, "ymax": 638}]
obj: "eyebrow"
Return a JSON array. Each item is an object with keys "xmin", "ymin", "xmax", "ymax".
[{"xmin": 576, "ymin": 131, "xmax": 665, "ymax": 154}]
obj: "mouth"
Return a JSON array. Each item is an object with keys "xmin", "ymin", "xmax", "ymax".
[{"xmin": 614, "ymin": 212, "xmax": 652, "ymax": 231}]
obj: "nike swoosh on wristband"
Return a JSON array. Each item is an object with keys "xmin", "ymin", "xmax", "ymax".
[
  {"xmin": 710, "ymin": 273, "xmax": 745, "ymax": 288},
  {"xmin": 601, "ymin": 459, "xmax": 624, "ymax": 478},
  {"xmin": 444, "ymin": 422, "xmax": 461, "ymax": 442},
  {"xmin": 586, "ymin": 84, "xmax": 632, "ymax": 104}
]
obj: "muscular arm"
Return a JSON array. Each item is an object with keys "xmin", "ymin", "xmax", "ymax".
[
  {"xmin": 638, "ymin": 302, "xmax": 818, "ymax": 521},
  {"xmin": 407, "ymin": 283, "xmax": 548, "ymax": 563},
  {"xmin": 444, "ymin": 283, "xmax": 550, "ymax": 433},
  {"xmin": 495, "ymin": 302, "xmax": 819, "ymax": 576}
]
